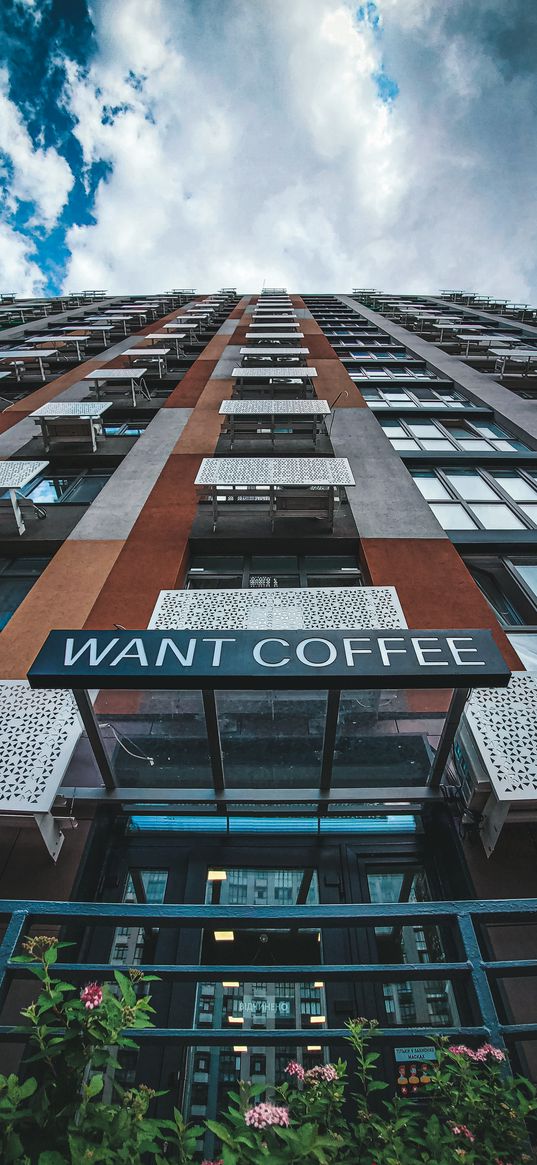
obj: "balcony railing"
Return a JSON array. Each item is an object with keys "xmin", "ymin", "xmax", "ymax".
[{"xmin": 1, "ymin": 898, "xmax": 537, "ymax": 1050}]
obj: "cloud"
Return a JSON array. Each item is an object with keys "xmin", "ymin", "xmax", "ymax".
[
  {"xmin": 0, "ymin": 67, "xmax": 73, "ymax": 227},
  {"xmin": 9, "ymin": 0, "xmax": 535, "ymax": 298},
  {"xmin": 0, "ymin": 221, "xmax": 46, "ymax": 296}
]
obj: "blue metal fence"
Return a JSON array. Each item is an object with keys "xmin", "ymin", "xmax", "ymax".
[{"xmin": 1, "ymin": 898, "xmax": 537, "ymax": 1049}]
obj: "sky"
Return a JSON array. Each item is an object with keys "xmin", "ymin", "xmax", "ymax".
[{"xmin": 0, "ymin": 0, "xmax": 536, "ymax": 299}]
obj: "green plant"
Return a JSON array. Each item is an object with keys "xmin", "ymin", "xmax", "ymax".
[
  {"xmin": 0, "ymin": 936, "xmax": 203, "ymax": 1164},
  {"xmin": 1, "ymin": 942, "xmax": 537, "ymax": 1165}
]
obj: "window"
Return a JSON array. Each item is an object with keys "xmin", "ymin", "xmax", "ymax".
[
  {"xmin": 381, "ymin": 418, "xmax": 529, "ymax": 454},
  {"xmin": 465, "ymin": 557, "xmax": 537, "ymax": 627},
  {"xmin": 104, "ymin": 421, "xmax": 148, "ymax": 437},
  {"xmin": 412, "ymin": 467, "xmax": 537, "ymax": 530},
  {"xmin": 0, "ymin": 555, "xmax": 51, "ymax": 629},
  {"xmin": 8, "ymin": 469, "xmax": 112, "ymax": 505},
  {"xmin": 361, "ymin": 386, "xmax": 473, "ymax": 410},
  {"xmin": 186, "ymin": 554, "xmax": 362, "ymax": 589}
]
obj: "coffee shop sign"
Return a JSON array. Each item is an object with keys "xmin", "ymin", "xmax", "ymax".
[{"xmin": 28, "ymin": 628, "xmax": 510, "ymax": 691}]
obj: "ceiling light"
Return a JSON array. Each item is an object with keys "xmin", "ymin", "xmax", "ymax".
[
  {"xmin": 310, "ymin": 1015, "xmax": 326, "ymax": 1024},
  {"xmin": 208, "ymin": 870, "xmax": 227, "ymax": 881},
  {"xmin": 214, "ymin": 931, "xmax": 235, "ymax": 942}
]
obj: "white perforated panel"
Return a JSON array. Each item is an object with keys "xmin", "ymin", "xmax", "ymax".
[
  {"xmin": 0, "ymin": 461, "xmax": 49, "ymax": 488},
  {"xmin": 149, "ymin": 586, "xmax": 407, "ymax": 631},
  {"xmin": 194, "ymin": 457, "xmax": 355, "ymax": 486},
  {"xmin": 0, "ymin": 683, "xmax": 82, "ymax": 812},
  {"xmin": 233, "ymin": 367, "xmax": 317, "ymax": 378},
  {"xmin": 465, "ymin": 672, "xmax": 537, "ymax": 802},
  {"xmin": 219, "ymin": 400, "xmax": 330, "ymax": 415},
  {"xmin": 31, "ymin": 403, "xmax": 113, "ymax": 418}
]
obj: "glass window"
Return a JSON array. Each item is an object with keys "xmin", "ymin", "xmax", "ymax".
[
  {"xmin": 407, "ymin": 423, "xmax": 441, "ymax": 438},
  {"xmin": 0, "ymin": 556, "xmax": 51, "ymax": 629},
  {"xmin": 444, "ymin": 472, "xmax": 497, "ymax": 501},
  {"xmin": 430, "ymin": 504, "xmax": 477, "ymax": 529},
  {"xmin": 65, "ymin": 474, "xmax": 110, "ymax": 503},
  {"xmin": 420, "ymin": 439, "xmax": 454, "ymax": 451},
  {"xmin": 510, "ymin": 562, "xmax": 537, "ymax": 602},
  {"xmin": 491, "ymin": 473, "xmax": 537, "ymax": 501},
  {"xmin": 412, "ymin": 472, "xmax": 450, "ymax": 501},
  {"xmin": 466, "ymin": 563, "xmax": 525, "ymax": 626},
  {"xmin": 392, "ymin": 439, "xmax": 420, "ymax": 451},
  {"xmin": 469, "ymin": 504, "xmax": 525, "ymax": 529},
  {"xmin": 519, "ymin": 504, "xmax": 537, "ymax": 525}
]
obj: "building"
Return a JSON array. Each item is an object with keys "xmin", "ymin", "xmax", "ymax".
[{"xmin": 1, "ymin": 286, "xmax": 537, "ymax": 1134}]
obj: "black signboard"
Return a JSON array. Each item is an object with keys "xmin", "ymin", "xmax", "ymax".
[{"xmin": 27, "ymin": 628, "xmax": 510, "ymax": 691}]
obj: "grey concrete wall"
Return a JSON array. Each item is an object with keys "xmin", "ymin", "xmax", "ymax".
[
  {"xmin": 67, "ymin": 407, "xmax": 192, "ymax": 540},
  {"xmin": 211, "ymin": 345, "xmax": 242, "ymax": 378},
  {"xmin": 340, "ymin": 296, "xmax": 537, "ymax": 446},
  {"xmin": 330, "ymin": 407, "xmax": 447, "ymax": 539}
]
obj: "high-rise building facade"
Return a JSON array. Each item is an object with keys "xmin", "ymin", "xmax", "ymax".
[{"xmin": 1, "ymin": 286, "xmax": 537, "ymax": 1130}]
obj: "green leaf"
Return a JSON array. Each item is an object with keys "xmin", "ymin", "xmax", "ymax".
[
  {"xmin": 206, "ymin": 1118, "xmax": 234, "ymax": 1145},
  {"xmin": 38, "ymin": 1153, "xmax": 67, "ymax": 1165},
  {"xmin": 113, "ymin": 969, "xmax": 136, "ymax": 1005},
  {"xmin": 85, "ymin": 1072, "xmax": 104, "ymax": 1098},
  {"xmin": 43, "ymin": 945, "xmax": 58, "ymax": 967}
]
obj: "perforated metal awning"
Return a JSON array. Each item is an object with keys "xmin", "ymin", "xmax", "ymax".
[
  {"xmin": 194, "ymin": 457, "xmax": 354, "ymax": 486},
  {"xmin": 149, "ymin": 585, "xmax": 407, "ymax": 631}
]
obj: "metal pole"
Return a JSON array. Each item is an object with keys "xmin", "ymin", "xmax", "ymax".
[
  {"xmin": 428, "ymin": 687, "xmax": 469, "ymax": 788},
  {"xmin": 72, "ymin": 688, "xmax": 117, "ymax": 792}
]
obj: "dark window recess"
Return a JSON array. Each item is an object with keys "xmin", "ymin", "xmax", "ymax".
[
  {"xmin": 104, "ymin": 422, "xmax": 148, "ymax": 437},
  {"xmin": 186, "ymin": 554, "xmax": 362, "ymax": 589},
  {"xmin": 0, "ymin": 555, "xmax": 51, "ymax": 630},
  {"xmin": 465, "ymin": 556, "xmax": 537, "ymax": 628},
  {"xmin": 4, "ymin": 469, "xmax": 113, "ymax": 505}
]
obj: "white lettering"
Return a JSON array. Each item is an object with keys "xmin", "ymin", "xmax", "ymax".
[
  {"xmin": 447, "ymin": 636, "xmax": 485, "ymax": 666},
  {"xmin": 64, "ymin": 636, "xmax": 119, "ymax": 667},
  {"xmin": 202, "ymin": 637, "xmax": 237, "ymax": 667},
  {"xmin": 296, "ymin": 638, "xmax": 337, "ymax": 667},
  {"xmin": 155, "ymin": 637, "xmax": 196, "ymax": 668},
  {"xmin": 343, "ymin": 637, "xmax": 373, "ymax": 667},
  {"xmin": 411, "ymin": 637, "xmax": 447, "ymax": 666},
  {"xmin": 110, "ymin": 638, "xmax": 148, "ymax": 667},
  {"xmin": 378, "ymin": 637, "xmax": 406, "ymax": 667},
  {"xmin": 253, "ymin": 638, "xmax": 290, "ymax": 667}
]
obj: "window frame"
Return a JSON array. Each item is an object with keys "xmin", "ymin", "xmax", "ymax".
[{"xmin": 412, "ymin": 466, "xmax": 537, "ymax": 530}]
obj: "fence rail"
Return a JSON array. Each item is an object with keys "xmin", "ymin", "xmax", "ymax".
[{"xmin": 1, "ymin": 898, "xmax": 536, "ymax": 1049}]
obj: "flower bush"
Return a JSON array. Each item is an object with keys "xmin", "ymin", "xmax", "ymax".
[{"xmin": 1, "ymin": 940, "xmax": 537, "ymax": 1164}]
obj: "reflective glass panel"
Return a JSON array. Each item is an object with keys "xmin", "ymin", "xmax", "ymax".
[
  {"xmin": 469, "ymin": 504, "xmax": 525, "ymax": 529},
  {"xmin": 511, "ymin": 562, "xmax": 537, "ymax": 601},
  {"xmin": 491, "ymin": 474, "xmax": 537, "ymax": 501},
  {"xmin": 430, "ymin": 504, "xmax": 477, "ymax": 529},
  {"xmin": 444, "ymin": 472, "xmax": 497, "ymax": 501},
  {"xmin": 412, "ymin": 473, "xmax": 450, "ymax": 501}
]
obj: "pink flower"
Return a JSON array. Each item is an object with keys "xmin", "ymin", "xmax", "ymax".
[
  {"xmin": 80, "ymin": 982, "xmax": 103, "ymax": 1010},
  {"xmin": 244, "ymin": 1102, "xmax": 289, "ymax": 1130},
  {"xmin": 285, "ymin": 1059, "xmax": 305, "ymax": 1081},
  {"xmin": 475, "ymin": 1043, "xmax": 506, "ymax": 1062},
  {"xmin": 450, "ymin": 1123, "xmax": 475, "ymax": 1142},
  {"xmin": 304, "ymin": 1063, "xmax": 338, "ymax": 1084},
  {"xmin": 448, "ymin": 1042, "xmax": 506, "ymax": 1063},
  {"xmin": 448, "ymin": 1044, "xmax": 479, "ymax": 1060},
  {"xmin": 201, "ymin": 1160, "xmax": 223, "ymax": 1165}
]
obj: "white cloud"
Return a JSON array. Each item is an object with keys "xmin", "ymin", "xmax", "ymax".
[
  {"xmin": 0, "ymin": 67, "xmax": 73, "ymax": 229},
  {"xmin": 58, "ymin": 0, "xmax": 536, "ymax": 298},
  {"xmin": 0, "ymin": 221, "xmax": 46, "ymax": 296}
]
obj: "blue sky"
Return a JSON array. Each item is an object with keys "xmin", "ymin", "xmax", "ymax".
[{"xmin": 0, "ymin": 0, "xmax": 536, "ymax": 298}]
